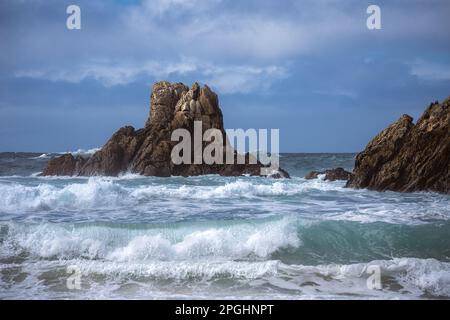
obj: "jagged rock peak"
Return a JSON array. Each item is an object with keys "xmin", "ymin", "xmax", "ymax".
[
  {"xmin": 41, "ymin": 81, "xmax": 289, "ymax": 179},
  {"xmin": 346, "ymin": 97, "xmax": 450, "ymax": 194}
]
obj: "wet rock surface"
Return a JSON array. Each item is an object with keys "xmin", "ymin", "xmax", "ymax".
[{"xmin": 305, "ymin": 167, "xmax": 352, "ymax": 181}]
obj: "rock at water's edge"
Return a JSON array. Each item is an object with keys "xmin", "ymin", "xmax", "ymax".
[
  {"xmin": 346, "ymin": 98, "xmax": 450, "ymax": 194},
  {"xmin": 41, "ymin": 154, "xmax": 86, "ymax": 176},
  {"xmin": 41, "ymin": 81, "xmax": 289, "ymax": 178},
  {"xmin": 305, "ymin": 167, "xmax": 352, "ymax": 181}
]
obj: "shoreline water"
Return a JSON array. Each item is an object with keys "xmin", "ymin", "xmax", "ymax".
[{"xmin": 0, "ymin": 153, "xmax": 449, "ymax": 299}]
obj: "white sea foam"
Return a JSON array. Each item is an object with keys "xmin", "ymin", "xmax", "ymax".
[
  {"xmin": 131, "ymin": 178, "xmax": 345, "ymax": 201},
  {"xmin": 78, "ymin": 260, "xmax": 281, "ymax": 280},
  {"xmin": 1, "ymin": 217, "xmax": 449, "ymax": 299},
  {"xmin": 2, "ymin": 254, "xmax": 448, "ymax": 299},
  {"xmin": 2, "ymin": 153, "xmax": 449, "ymax": 299},
  {"xmin": 1, "ymin": 218, "xmax": 301, "ymax": 261},
  {"xmin": 280, "ymin": 258, "xmax": 450, "ymax": 298},
  {"xmin": 0, "ymin": 176, "xmax": 448, "ymax": 225},
  {"xmin": 29, "ymin": 148, "xmax": 101, "ymax": 160},
  {"xmin": 0, "ymin": 177, "xmax": 342, "ymax": 212},
  {"xmin": 29, "ymin": 153, "xmax": 50, "ymax": 159},
  {"xmin": 60, "ymin": 147, "xmax": 101, "ymax": 156},
  {"xmin": 0, "ymin": 179, "xmax": 128, "ymax": 213}
]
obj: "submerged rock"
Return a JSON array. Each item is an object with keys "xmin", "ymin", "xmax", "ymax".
[
  {"xmin": 305, "ymin": 167, "xmax": 352, "ymax": 181},
  {"xmin": 346, "ymin": 97, "xmax": 450, "ymax": 194},
  {"xmin": 41, "ymin": 81, "xmax": 288, "ymax": 178}
]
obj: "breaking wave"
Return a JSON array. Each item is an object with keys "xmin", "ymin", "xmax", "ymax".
[
  {"xmin": 0, "ymin": 218, "xmax": 301, "ymax": 262},
  {"xmin": 1, "ymin": 151, "xmax": 450, "ymax": 299},
  {"xmin": 30, "ymin": 148, "xmax": 100, "ymax": 160},
  {"xmin": 0, "ymin": 177, "xmax": 342, "ymax": 212},
  {"xmin": 1, "ymin": 218, "xmax": 449, "ymax": 266},
  {"xmin": 0, "ymin": 177, "xmax": 449, "ymax": 225},
  {"xmin": 1, "ymin": 218, "xmax": 449, "ymax": 299}
]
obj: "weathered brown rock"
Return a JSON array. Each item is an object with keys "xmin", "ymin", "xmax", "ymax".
[
  {"xmin": 346, "ymin": 98, "xmax": 450, "ymax": 194},
  {"xmin": 41, "ymin": 154, "xmax": 86, "ymax": 176},
  {"xmin": 41, "ymin": 81, "xmax": 289, "ymax": 178},
  {"xmin": 305, "ymin": 167, "xmax": 352, "ymax": 181},
  {"xmin": 79, "ymin": 126, "xmax": 146, "ymax": 176}
]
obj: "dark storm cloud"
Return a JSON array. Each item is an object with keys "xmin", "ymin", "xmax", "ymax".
[{"xmin": 1, "ymin": 0, "xmax": 450, "ymax": 151}]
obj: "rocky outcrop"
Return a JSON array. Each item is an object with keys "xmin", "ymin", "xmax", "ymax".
[
  {"xmin": 346, "ymin": 98, "xmax": 450, "ymax": 194},
  {"xmin": 41, "ymin": 81, "xmax": 289, "ymax": 178},
  {"xmin": 41, "ymin": 154, "xmax": 86, "ymax": 176},
  {"xmin": 305, "ymin": 167, "xmax": 352, "ymax": 181}
]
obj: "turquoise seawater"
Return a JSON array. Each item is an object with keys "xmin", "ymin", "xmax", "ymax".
[{"xmin": 0, "ymin": 152, "xmax": 449, "ymax": 299}]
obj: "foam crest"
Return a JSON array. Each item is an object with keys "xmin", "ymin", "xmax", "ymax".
[
  {"xmin": 59, "ymin": 148, "xmax": 101, "ymax": 156},
  {"xmin": 132, "ymin": 178, "xmax": 345, "ymax": 201},
  {"xmin": 281, "ymin": 258, "xmax": 450, "ymax": 298},
  {"xmin": 3, "ymin": 255, "xmax": 449, "ymax": 299},
  {"xmin": 0, "ymin": 177, "xmax": 448, "ymax": 225},
  {"xmin": 0, "ymin": 178, "xmax": 128, "ymax": 212},
  {"xmin": 1, "ymin": 218, "xmax": 301, "ymax": 262},
  {"xmin": 109, "ymin": 221, "xmax": 300, "ymax": 262},
  {"xmin": 75, "ymin": 260, "xmax": 281, "ymax": 281},
  {"xmin": 0, "ymin": 177, "xmax": 344, "ymax": 214}
]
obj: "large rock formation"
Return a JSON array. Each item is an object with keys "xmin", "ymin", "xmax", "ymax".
[
  {"xmin": 41, "ymin": 81, "xmax": 289, "ymax": 178},
  {"xmin": 346, "ymin": 97, "xmax": 450, "ymax": 194}
]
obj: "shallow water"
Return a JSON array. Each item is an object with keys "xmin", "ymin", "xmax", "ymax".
[{"xmin": 0, "ymin": 152, "xmax": 449, "ymax": 299}]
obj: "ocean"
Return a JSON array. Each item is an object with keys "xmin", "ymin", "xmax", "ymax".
[{"xmin": 0, "ymin": 152, "xmax": 449, "ymax": 299}]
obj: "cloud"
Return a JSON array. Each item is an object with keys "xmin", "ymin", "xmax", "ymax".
[
  {"xmin": 203, "ymin": 65, "xmax": 287, "ymax": 94},
  {"xmin": 122, "ymin": 1, "xmax": 363, "ymax": 61},
  {"xmin": 15, "ymin": 60, "xmax": 197, "ymax": 86},
  {"xmin": 14, "ymin": 58, "xmax": 287, "ymax": 94},
  {"xmin": 5, "ymin": 0, "xmax": 450, "ymax": 89},
  {"xmin": 139, "ymin": 0, "xmax": 221, "ymax": 17},
  {"xmin": 409, "ymin": 59, "xmax": 450, "ymax": 82},
  {"xmin": 3, "ymin": 0, "xmax": 450, "ymax": 152}
]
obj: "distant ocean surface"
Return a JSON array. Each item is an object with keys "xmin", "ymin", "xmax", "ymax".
[{"xmin": 0, "ymin": 152, "xmax": 449, "ymax": 299}]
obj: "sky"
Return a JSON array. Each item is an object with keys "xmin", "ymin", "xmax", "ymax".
[{"xmin": 1, "ymin": 0, "xmax": 450, "ymax": 152}]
